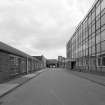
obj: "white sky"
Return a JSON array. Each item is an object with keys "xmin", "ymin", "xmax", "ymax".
[{"xmin": 0, "ymin": 0, "xmax": 95, "ymax": 59}]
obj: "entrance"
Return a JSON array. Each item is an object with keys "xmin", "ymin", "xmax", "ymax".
[{"xmin": 71, "ymin": 61, "xmax": 76, "ymax": 69}]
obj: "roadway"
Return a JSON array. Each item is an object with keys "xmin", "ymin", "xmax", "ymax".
[{"xmin": 1, "ymin": 68, "xmax": 105, "ymax": 105}]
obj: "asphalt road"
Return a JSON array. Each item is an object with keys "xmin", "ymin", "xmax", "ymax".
[{"xmin": 1, "ymin": 68, "xmax": 105, "ymax": 105}]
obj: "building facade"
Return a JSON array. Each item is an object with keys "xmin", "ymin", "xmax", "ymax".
[
  {"xmin": 0, "ymin": 41, "xmax": 43, "ymax": 82},
  {"xmin": 46, "ymin": 59, "xmax": 58, "ymax": 68},
  {"xmin": 58, "ymin": 56, "xmax": 66, "ymax": 68},
  {"xmin": 66, "ymin": 0, "xmax": 105, "ymax": 72},
  {"xmin": 33, "ymin": 55, "xmax": 47, "ymax": 69}
]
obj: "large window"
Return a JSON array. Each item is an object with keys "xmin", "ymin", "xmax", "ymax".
[
  {"xmin": 102, "ymin": 57, "xmax": 105, "ymax": 66},
  {"xmin": 97, "ymin": 57, "xmax": 101, "ymax": 66},
  {"xmin": 92, "ymin": 8, "xmax": 95, "ymax": 21},
  {"xmin": 96, "ymin": 1, "xmax": 100, "ymax": 16},
  {"xmin": 96, "ymin": 43, "xmax": 101, "ymax": 53},
  {"xmin": 92, "ymin": 46, "xmax": 95, "ymax": 54},
  {"xmin": 101, "ymin": 14, "xmax": 105, "ymax": 26},
  {"xmin": 86, "ymin": 48, "xmax": 88, "ymax": 56},
  {"xmin": 9, "ymin": 55, "xmax": 19, "ymax": 75},
  {"xmin": 91, "ymin": 36, "xmax": 95, "ymax": 46},
  {"xmin": 101, "ymin": 24, "xmax": 105, "ymax": 32},
  {"xmin": 97, "ymin": 56, "xmax": 105, "ymax": 66},
  {"xmin": 101, "ymin": 41, "xmax": 105, "ymax": 52},
  {"xmin": 96, "ymin": 19, "xmax": 101, "ymax": 30},
  {"xmin": 89, "ymin": 47, "xmax": 92, "ymax": 55},
  {"xmin": 96, "ymin": 34, "xmax": 100, "ymax": 44},
  {"xmin": 101, "ymin": 7, "xmax": 105, "ymax": 16},
  {"xmin": 89, "ymin": 38, "xmax": 92, "ymax": 47},
  {"xmin": 92, "ymin": 23, "xmax": 95, "ymax": 34}
]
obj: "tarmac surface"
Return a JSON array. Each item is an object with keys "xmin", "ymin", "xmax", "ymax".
[{"xmin": 1, "ymin": 68, "xmax": 105, "ymax": 105}]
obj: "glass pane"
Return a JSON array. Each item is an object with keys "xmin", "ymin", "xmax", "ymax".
[
  {"xmin": 101, "ymin": 0, "xmax": 105, "ymax": 11},
  {"xmin": 91, "ymin": 36, "xmax": 95, "ymax": 45},
  {"xmin": 101, "ymin": 24, "xmax": 105, "ymax": 32},
  {"xmin": 85, "ymin": 31, "xmax": 88, "ymax": 38},
  {"xmin": 89, "ymin": 47, "xmax": 92, "ymax": 55},
  {"xmin": 88, "ymin": 14, "xmax": 91, "ymax": 25},
  {"xmin": 101, "ymin": 30, "xmax": 105, "ymax": 41},
  {"xmin": 92, "ymin": 24, "xmax": 95, "ymax": 33},
  {"xmin": 97, "ymin": 57, "xmax": 101, "ymax": 66},
  {"xmin": 96, "ymin": 34, "xmax": 100, "ymax": 44},
  {"xmin": 101, "ymin": 41, "xmax": 105, "ymax": 51},
  {"xmin": 96, "ymin": 14, "xmax": 100, "ymax": 21},
  {"xmin": 92, "ymin": 11, "xmax": 95, "ymax": 21},
  {"xmin": 102, "ymin": 57, "xmax": 105, "ymax": 66},
  {"xmin": 92, "ymin": 46, "xmax": 95, "ymax": 54},
  {"xmin": 92, "ymin": 20, "xmax": 95, "ymax": 25},
  {"xmin": 96, "ymin": 43, "xmax": 101, "ymax": 53},
  {"xmin": 86, "ymin": 49, "xmax": 88, "ymax": 56},
  {"xmin": 89, "ymin": 39, "xmax": 92, "ymax": 47},
  {"xmin": 96, "ymin": 3, "xmax": 100, "ymax": 16},
  {"xmin": 85, "ymin": 41, "xmax": 88, "ymax": 48},
  {"xmin": 101, "ymin": 14, "xmax": 105, "ymax": 26},
  {"xmin": 96, "ymin": 19, "xmax": 100, "ymax": 30},
  {"xmin": 101, "ymin": 7, "xmax": 105, "ymax": 16},
  {"xmin": 88, "ymin": 24, "xmax": 91, "ymax": 35}
]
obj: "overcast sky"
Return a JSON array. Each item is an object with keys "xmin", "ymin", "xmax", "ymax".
[{"xmin": 0, "ymin": 0, "xmax": 95, "ymax": 59}]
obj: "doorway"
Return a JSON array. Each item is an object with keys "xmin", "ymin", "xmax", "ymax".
[{"xmin": 71, "ymin": 61, "xmax": 76, "ymax": 69}]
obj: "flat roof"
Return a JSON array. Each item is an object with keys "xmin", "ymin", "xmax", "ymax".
[{"xmin": 0, "ymin": 41, "xmax": 41, "ymax": 62}]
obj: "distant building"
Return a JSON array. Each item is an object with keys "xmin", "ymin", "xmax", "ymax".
[
  {"xmin": 58, "ymin": 56, "xmax": 63, "ymax": 62},
  {"xmin": 46, "ymin": 59, "xmax": 58, "ymax": 68},
  {"xmin": 33, "ymin": 55, "xmax": 46, "ymax": 68},
  {"xmin": 58, "ymin": 56, "xmax": 66, "ymax": 68}
]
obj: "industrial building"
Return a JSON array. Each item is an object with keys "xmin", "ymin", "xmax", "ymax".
[
  {"xmin": 58, "ymin": 56, "xmax": 66, "ymax": 68},
  {"xmin": 0, "ymin": 41, "xmax": 43, "ymax": 82},
  {"xmin": 46, "ymin": 59, "xmax": 58, "ymax": 68},
  {"xmin": 33, "ymin": 55, "xmax": 47, "ymax": 68},
  {"xmin": 66, "ymin": 0, "xmax": 105, "ymax": 72}
]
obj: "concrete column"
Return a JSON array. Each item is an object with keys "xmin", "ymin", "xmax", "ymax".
[{"xmin": 26, "ymin": 56, "xmax": 29, "ymax": 74}]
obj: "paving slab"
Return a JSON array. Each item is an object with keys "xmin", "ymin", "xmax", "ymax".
[
  {"xmin": 0, "ymin": 70, "xmax": 44, "ymax": 98},
  {"xmin": 0, "ymin": 84, "xmax": 18, "ymax": 96}
]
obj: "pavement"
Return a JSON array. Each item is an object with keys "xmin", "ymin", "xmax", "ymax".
[
  {"xmin": 66, "ymin": 69, "xmax": 105, "ymax": 87},
  {"xmin": 0, "ymin": 70, "xmax": 46, "ymax": 98}
]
